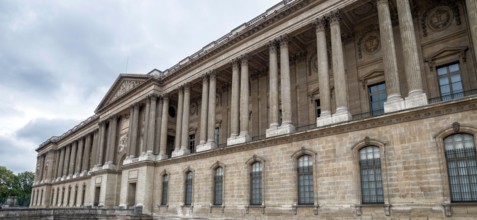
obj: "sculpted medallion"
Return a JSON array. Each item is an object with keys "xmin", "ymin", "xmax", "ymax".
[{"xmin": 426, "ymin": 6, "xmax": 453, "ymax": 32}]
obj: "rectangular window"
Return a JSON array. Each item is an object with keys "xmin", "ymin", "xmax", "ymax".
[
  {"xmin": 214, "ymin": 167, "xmax": 224, "ymax": 205},
  {"xmin": 93, "ymin": 187, "xmax": 100, "ymax": 207},
  {"xmin": 315, "ymin": 99, "xmax": 321, "ymax": 118},
  {"xmin": 437, "ymin": 63, "xmax": 463, "ymax": 101},
  {"xmin": 189, "ymin": 134, "xmax": 196, "ymax": 153},
  {"xmin": 360, "ymin": 147, "xmax": 384, "ymax": 204},
  {"xmin": 161, "ymin": 175, "xmax": 169, "ymax": 205},
  {"xmin": 368, "ymin": 82, "xmax": 386, "ymax": 116},
  {"xmin": 214, "ymin": 127, "xmax": 220, "ymax": 145},
  {"xmin": 250, "ymin": 162, "xmax": 262, "ymax": 205},
  {"xmin": 185, "ymin": 172, "xmax": 193, "ymax": 205},
  {"xmin": 166, "ymin": 135, "xmax": 174, "ymax": 158},
  {"xmin": 297, "ymin": 155, "xmax": 314, "ymax": 205}
]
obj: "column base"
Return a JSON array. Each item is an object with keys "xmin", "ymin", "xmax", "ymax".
[
  {"xmin": 72, "ymin": 173, "xmax": 81, "ymax": 179},
  {"xmin": 66, "ymin": 175, "xmax": 73, "ymax": 180},
  {"xmin": 80, "ymin": 170, "xmax": 88, "ymax": 177},
  {"xmin": 227, "ymin": 133, "xmax": 251, "ymax": 146},
  {"xmin": 172, "ymin": 148, "xmax": 190, "ymax": 157},
  {"xmin": 138, "ymin": 151, "xmax": 155, "ymax": 161},
  {"xmin": 102, "ymin": 162, "xmax": 117, "ymax": 170},
  {"xmin": 384, "ymin": 96, "xmax": 405, "ymax": 113},
  {"xmin": 123, "ymin": 156, "xmax": 135, "ymax": 165},
  {"xmin": 196, "ymin": 142, "xmax": 217, "ymax": 152},
  {"xmin": 266, "ymin": 124, "xmax": 295, "ymax": 137},
  {"xmin": 265, "ymin": 125, "xmax": 279, "ymax": 138},
  {"xmin": 332, "ymin": 110, "xmax": 352, "ymax": 124},
  {"xmin": 317, "ymin": 114, "xmax": 333, "ymax": 127},
  {"xmin": 156, "ymin": 153, "xmax": 169, "ymax": 160},
  {"xmin": 404, "ymin": 92, "xmax": 428, "ymax": 109}
]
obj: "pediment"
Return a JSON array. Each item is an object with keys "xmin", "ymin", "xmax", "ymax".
[
  {"xmin": 425, "ymin": 46, "xmax": 468, "ymax": 62},
  {"xmin": 95, "ymin": 74, "xmax": 150, "ymax": 113}
]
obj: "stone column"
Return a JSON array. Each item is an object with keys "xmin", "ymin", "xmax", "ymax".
[
  {"xmin": 238, "ymin": 55, "xmax": 251, "ymax": 143},
  {"xmin": 154, "ymin": 98, "xmax": 163, "ymax": 155},
  {"xmin": 146, "ymin": 95, "xmax": 158, "ymax": 155},
  {"xmin": 90, "ymin": 131, "xmax": 98, "ymax": 169},
  {"xmin": 467, "ymin": 0, "xmax": 477, "ymax": 60},
  {"xmin": 63, "ymin": 145, "xmax": 70, "ymax": 178},
  {"xmin": 74, "ymin": 138, "xmax": 84, "ymax": 176},
  {"xmin": 396, "ymin": 0, "xmax": 428, "ymax": 108},
  {"xmin": 227, "ymin": 60, "xmax": 240, "ymax": 145},
  {"xmin": 57, "ymin": 148, "xmax": 65, "ymax": 179},
  {"xmin": 141, "ymin": 100, "xmax": 151, "ymax": 155},
  {"xmin": 278, "ymin": 35, "xmax": 295, "ymax": 134},
  {"xmin": 68, "ymin": 142, "xmax": 77, "ymax": 177},
  {"xmin": 104, "ymin": 116, "xmax": 118, "ymax": 168},
  {"xmin": 314, "ymin": 17, "xmax": 333, "ymax": 126},
  {"xmin": 158, "ymin": 95, "xmax": 169, "ymax": 160},
  {"xmin": 96, "ymin": 122, "xmax": 106, "ymax": 166},
  {"xmin": 174, "ymin": 87, "xmax": 184, "ymax": 152},
  {"xmin": 199, "ymin": 75, "xmax": 209, "ymax": 146},
  {"xmin": 130, "ymin": 104, "xmax": 140, "ymax": 159},
  {"xmin": 53, "ymin": 150, "xmax": 60, "ymax": 180},
  {"xmin": 330, "ymin": 11, "xmax": 352, "ymax": 123},
  {"xmin": 266, "ymin": 41, "xmax": 280, "ymax": 137},
  {"xmin": 377, "ymin": 0, "xmax": 405, "ymax": 112},
  {"xmin": 81, "ymin": 135, "xmax": 92, "ymax": 175},
  {"xmin": 206, "ymin": 72, "xmax": 217, "ymax": 148},
  {"xmin": 177, "ymin": 84, "xmax": 191, "ymax": 156}
]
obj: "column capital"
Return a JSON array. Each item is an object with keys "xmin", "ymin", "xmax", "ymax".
[
  {"xmin": 240, "ymin": 54, "xmax": 249, "ymax": 64},
  {"xmin": 376, "ymin": 0, "xmax": 389, "ymax": 6},
  {"xmin": 229, "ymin": 58, "xmax": 240, "ymax": 66},
  {"xmin": 147, "ymin": 93, "xmax": 158, "ymax": 100},
  {"xmin": 183, "ymin": 83, "xmax": 190, "ymax": 91},
  {"xmin": 208, "ymin": 70, "xmax": 217, "ymax": 79},
  {"xmin": 161, "ymin": 93, "xmax": 169, "ymax": 100},
  {"xmin": 328, "ymin": 10, "xmax": 342, "ymax": 24},
  {"xmin": 313, "ymin": 17, "xmax": 327, "ymax": 31},
  {"xmin": 268, "ymin": 40, "xmax": 278, "ymax": 51},
  {"xmin": 202, "ymin": 73, "xmax": 209, "ymax": 82},
  {"xmin": 278, "ymin": 34, "xmax": 289, "ymax": 46}
]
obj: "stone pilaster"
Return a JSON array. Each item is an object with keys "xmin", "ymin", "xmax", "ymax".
[
  {"xmin": 266, "ymin": 41, "xmax": 281, "ymax": 137},
  {"xmin": 62, "ymin": 145, "xmax": 70, "ymax": 179},
  {"xmin": 377, "ymin": 0, "xmax": 405, "ymax": 113},
  {"xmin": 154, "ymin": 97, "xmax": 163, "ymax": 155},
  {"xmin": 158, "ymin": 95, "xmax": 169, "ymax": 160},
  {"xmin": 206, "ymin": 72, "xmax": 217, "ymax": 149},
  {"xmin": 396, "ymin": 0, "xmax": 428, "ymax": 108},
  {"xmin": 104, "ymin": 116, "xmax": 118, "ymax": 169},
  {"xmin": 95, "ymin": 121, "xmax": 107, "ymax": 167},
  {"xmin": 142, "ymin": 99, "xmax": 151, "ymax": 155},
  {"xmin": 467, "ymin": 0, "xmax": 477, "ymax": 61},
  {"xmin": 68, "ymin": 141, "xmax": 77, "ymax": 178},
  {"xmin": 57, "ymin": 148, "xmax": 64, "ymax": 180},
  {"xmin": 74, "ymin": 138, "xmax": 84, "ymax": 177},
  {"xmin": 314, "ymin": 17, "xmax": 333, "ymax": 127},
  {"xmin": 199, "ymin": 75, "xmax": 209, "ymax": 146},
  {"xmin": 147, "ymin": 95, "xmax": 158, "ymax": 154},
  {"xmin": 330, "ymin": 11, "xmax": 352, "ymax": 123},
  {"xmin": 81, "ymin": 134, "xmax": 92, "ymax": 175},
  {"xmin": 90, "ymin": 130, "xmax": 98, "ymax": 170},
  {"xmin": 174, "ymin": 87, "xmax": 184, "ymax": 152},
  {"xmin": 227, "ymin": 60, "xmax": 240, "ymax": 145},
  {"xmin": 174, "ymin": 84, "xmax": 191, "ymax": 157}
]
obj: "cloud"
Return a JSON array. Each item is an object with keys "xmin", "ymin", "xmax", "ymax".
[
  {"xmin": 16, "ymin": 118, "xmax": 80, "ymax": 144},
  {"xmin": 0, "ymin": 136, "xmax": 37, "ymax": 173}
]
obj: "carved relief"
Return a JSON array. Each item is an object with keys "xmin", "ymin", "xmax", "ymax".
[
  {"xmin": 118, "ymin": 134, "xmax": 129, "ymax": 153},
  {"xmin": 190, "ymin": 102, "xmax": 198, "ymax": 116},
  {"xmin": 357, "ymin": 25, "xmax": 380, "ymax": 59},
  {"xmin": 309, "ymin": 53, "xmax": 318, "ymax": 75},
  {"xmin": 427, "ymin": 6, "xmax": 453, "ymax": 31},
  {"xmin": 109, "ymin": 80, "xmax": 143, "ymax": 103}
]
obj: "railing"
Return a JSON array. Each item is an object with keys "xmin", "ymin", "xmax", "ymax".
[
  {"xmin": 428, "ymin": 89, "xmax": 477, "ymax": 104},
  {"xmin": 352, "ymin": 109, "xmax": 384, "ymax": 121}
]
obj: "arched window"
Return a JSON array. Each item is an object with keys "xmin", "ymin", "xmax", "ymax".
[
  {"xmin": 297, "ymin": 155, "xmax": 314, "ymax": 205},
  {"xmin": 359, "ymin": 146, "xmax": 384, "ymax": 204},
  {"xmin": 250, "ymin": 162, "xmax": 262, "ymax": 205},
  {"xmin": 161, "ymin": 174, "xmax": 169, "ymax": 205},
  {"xmin": 184, "ymin": 171, "xmax": 193, "ymax": 206},
  {"xmin": 444, "ymin": 133, "xmax": 477, "ymax": 202},
  {"xmin": 214, "ymin": 167, "xmax": 223, "ymax": 205}
]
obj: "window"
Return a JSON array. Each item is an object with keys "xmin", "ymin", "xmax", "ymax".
[
  {"xmin": 161, "ymin": 174, "xmax": 169, "ymax": 205},
  {"xmin": 184, "ymin": 171, "xmax": 193, "ymax": 206},
  {"xmin": 168, "ymin": 106, "xmax": 176, "ymax": 118},
  {"xmin": 67, "ymin": 186, "xmax": 71, "ymax": 207},
  {"xmin": 359, "ymin": 146, "xmax": 384, "ymax": 204},
  {"xmin": 315, "ymin": 99, "xmax": 321, "ymax": 118},
  {"xmin": 250, "ymin": 162, "xmax": 262, "ymax": 205},
  {"xmin": 437, "ymin": 63, "xmax": 463, "ymax": 101},
  {"xmin": 81, "ymin": 184, "xmax": 86, "ymax": 206},
  {"xmin": 368, "ymin": 82, "xmax": 386, "ymax": 116},
  {"xmin": 444, "ymin": 133, "xmax": 477, "ymax": 202},
  {"xmin": 214, "ymin": 167, "xmax": 224, "ymax": 205},
  {"xmin": 51, "ymin": 189, "xmax": 55, "ymax": 205},
  {"xmin": 214, "ymin": 127, "xmax": 220, "ymax": 145},
  {"xmin": 189, "ymin": 134, "xmax": 196, "ymax": 153},
  {"xmin": 167, "ymin": 135, "xmax": 174, "ymax": 158},
  {"xmin": 297, "ymin": 155, "xmax": 314, "ymax": 205}
]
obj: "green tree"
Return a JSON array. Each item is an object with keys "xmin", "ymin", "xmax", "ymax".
[
  {"xmin": 14, "ymin": 171, "xmax": 35, "ymax": 206},
  {"xmin": 0, "ymin": 166, "xmax": 15, "ymax": 204}
]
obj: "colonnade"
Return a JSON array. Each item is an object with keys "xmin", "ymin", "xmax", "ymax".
[{"xmin": 53, "ymin": 132, "xmax": 95, "ymax": 181}]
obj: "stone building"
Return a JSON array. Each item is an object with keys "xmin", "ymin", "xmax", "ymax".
[{"xmin": 30, "ymin": 0, "xmax": 477, "ymax": 219}]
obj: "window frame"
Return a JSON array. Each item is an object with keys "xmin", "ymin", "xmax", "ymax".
[
  {"xmin": 213, "ymin": 167, "xmax": 224, "ymax": 205},
  {"xmin": 209, "ymin": 162, "xmax": 226, "ymax": 207},
  {"xmin": 160, "ymin": 171, "xmax": 170, "ymax": 206},
  {"xmin": 358, "ymin": 146, "xmax": 385, "ymax": 204},
  {"xmin": 245, "ymin": 155, "xmax": 266, "ymax": 207},
  {"xmin": 367, "ymin": 82, "xmax": 387, "ymax": 116},
  {"xmin": 291, "ymin": 148, "xmax": 318, "ymax": 207},
  {"xmin": 436, "ymin": 62, "xmax": 464, "ymax": 101},
  {"xmin": 183, "ymin": 168, "xmax": 194, "ymax": 206}
]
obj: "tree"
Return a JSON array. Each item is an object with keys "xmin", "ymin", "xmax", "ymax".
[
  {"xmin": 0, "ymin": 167, "xmax": 34, "ymax": 206},
  {"xmin": 0, "ymin": 166, "xmax": 15, "ymax": 204}
]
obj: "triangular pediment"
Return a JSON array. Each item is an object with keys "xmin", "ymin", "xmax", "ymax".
[{"xmin": 95, "ymin": 74, "xmax": 150, "ymax": 113}]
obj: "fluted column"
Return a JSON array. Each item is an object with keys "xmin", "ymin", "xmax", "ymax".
[
  {"xmin": 467, "ymin": 0, "xmax": 477, "ymax": 60},
  {"xmin": 199, "ymin": 76, "xmax": 209, "ymax": 145},
  {"xmin": 377, "ymin": 0, "xmax": 405, "ymax": 112},
  {"xmin": 180, "ymin": 84, "xmax": 191, "ymax": 155},
  {"xmin": 239, "ymin": 55, "xmax": 251, "ymax": 141},
  {"xmin": 158, "ymin": 95, "xmax": 169, "ymax": 160},
  {"xmin": 129, "ymin": 104, "xmax": 140, "ymax": 158},
  {"xmin": 266, "ymin": 41, "xmax": 280, "ymax": 137},
  {"xmin": 174, "ymin": 87, "xmax": 184, "ymax": 152},
  {"xmin": 68, "ymin": 142, "xmax": 77, "ymax": 177},
  {"xmin": 330, "ymin": 11, "xmax": 352, "ymax": 123},
  {"xmin": 74, "ymin": 138, "xmax": 84, "ymax": 176},
  {"xmin": 62, "ymin": 145, "xmax": 70, "ymax": 178},
  {"xmin": 90, "ymin": 131, "xmax": 98, "ymax": 168},
  {"xmin": 227, "ymin": 60, "xmax": 240, "ymax": 145},
  {"xmin": 142, "ymin": 100, "xmax": 151, "ymax": 155},
  {"xmin": 278, "ymin": 35, "xmax": 295, "ymax": 133},
  {"xmin": 314, "ymin": 17, "xmax": 333, "ymax": 127},
  {"xmin": 82, "ymin": 135, "xmax": 92, "ymax": 174},
  {"xmin": 396, "ymin": 0, "xmax": 428, "ymax": 108},
  {"xmin": 206, "ymin": 72, "xmax": 217, "ymax": 147},
  {"xmin": 105, "ymin": 116, "xmax": 118, "ymax": 167},
  {"xmin": 96, "ymin": 122, "xmax": 106, "ymax": 166},
  {"xmin": 57, "ymin": 148, "xmax": 65, "ymax": 179},
  {"xmin": 146, "ymin": 95, "xmax": 158, "ymax": 154}
]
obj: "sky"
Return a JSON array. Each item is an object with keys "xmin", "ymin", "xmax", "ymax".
[{"xmin": 0, "ymin": 0, "xmax": 278, "ymax": 173}]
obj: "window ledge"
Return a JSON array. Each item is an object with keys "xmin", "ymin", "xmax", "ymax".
[
  {"xmin": 292, "ymin": 204, "xmax": 319, "ymax": 215},
  {"xmin": 245, "ymin": 205, "xmax": 265, "ymax": 214}
]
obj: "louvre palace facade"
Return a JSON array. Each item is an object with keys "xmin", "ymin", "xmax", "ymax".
[{"xmin": 29, "ymin": 0, "xmax": 477, "ymax": 219}]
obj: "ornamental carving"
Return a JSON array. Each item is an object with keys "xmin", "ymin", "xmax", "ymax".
[
  {"xmin": 363, "ymin": 32, "xmax": 380, "ymax": 55},
  {"xmin": 190, "ymin": 102, "xmax": 198, "ymax": 115},
  {"xmin": 118, "ymin": 134, "xmax": 128, "ymax": 153},
  {"xmin": 427, "ymin": 6, "xmax": 453, "ymax": 31},
  {"xmin": 110, "ymin": 80, "xmax": 143, "ymax": 103},
  {"xmin": 309, "ymin": 53, "xmax": 318, "ymax": 75}
]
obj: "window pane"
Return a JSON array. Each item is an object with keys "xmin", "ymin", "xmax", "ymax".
[
  {"xmin": 359, "ymin": 146, "xmax": 384, "ymax": 204},
  {"xmin": 449, "ymin": 63, "xmax": 460, "ymax": 72},
  {"xmin": 438, "ymin": 67, "xmax": 448, "ymax": 75},
  {"xmin": 298, "ymin": 155, "xmax": 314, "ymax": 205}
]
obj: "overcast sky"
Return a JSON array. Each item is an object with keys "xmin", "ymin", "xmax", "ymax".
[{"xmin": 0, "ymin": 0, "xmax": 278, "ymax": 173}]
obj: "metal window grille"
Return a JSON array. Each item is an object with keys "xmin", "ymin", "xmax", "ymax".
[
  {"xmin": 184, "ymin": 172, "xmax": 193, "ymax": 205},
  {"xmin": 250, "ymin": 162, "xmax": 262, "ymax": 205},
  {"xmin": 359, "ymin": 146, "xmax": 384, "ymax": 204},
  {"xmin": 444, "ymin": 133, "xmax": 477, "ymax": 202},
  {"xmin": 214, "ymin": 167, "xmax": 224, "ymax": 205},
  {"xmin": 161, "ymin": 175, "xmax": 169, "ymax": 205},
  {"xmin": 297, "ymin": 155, "xmax": 314, "ymax": 205},
  {"xmin": 368, "ymin": 83, "xmax": 386, "ymax": 117}
]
